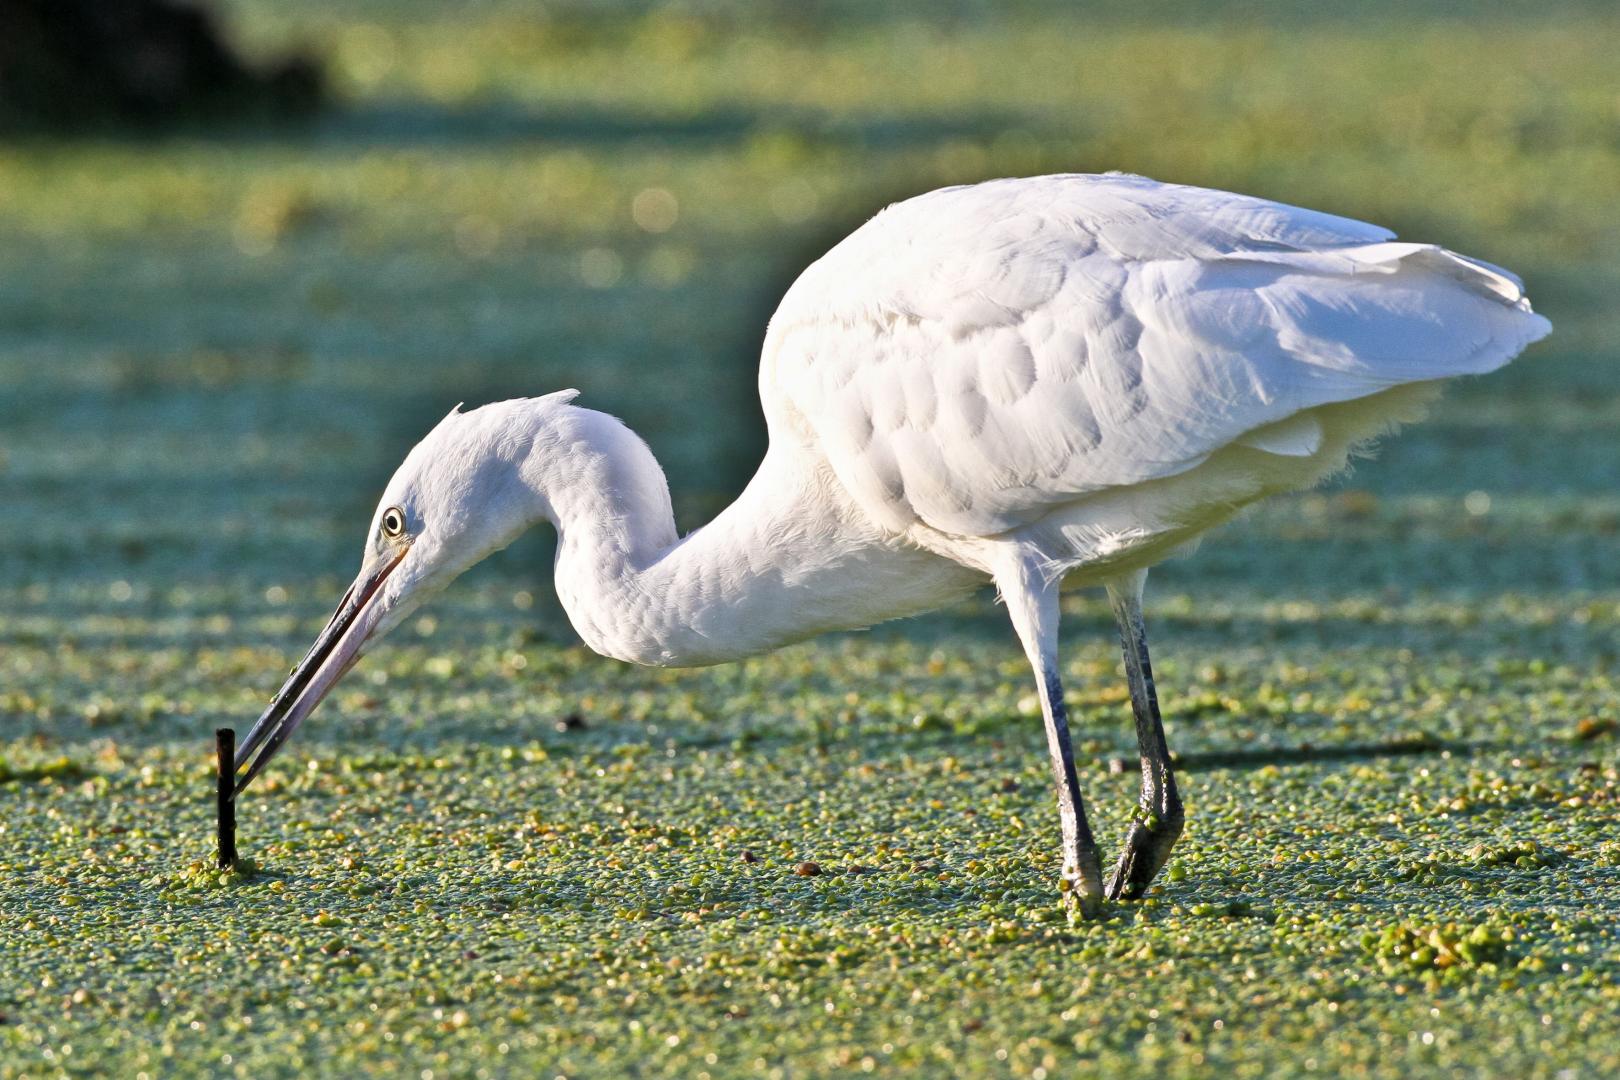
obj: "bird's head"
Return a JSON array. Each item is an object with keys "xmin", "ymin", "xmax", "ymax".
[{"xmin": 233, "ymin": 391, "xmax": 580, "ymax": 791}]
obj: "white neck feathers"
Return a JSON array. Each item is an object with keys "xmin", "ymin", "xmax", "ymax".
[{"xmin": 530, "ymin": 407, "xmax": 973, "ymax": 666}]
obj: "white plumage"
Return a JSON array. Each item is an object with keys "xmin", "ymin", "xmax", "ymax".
[
  {"xmin": 235, "ymin": 173, "xmax": 1550, "ymax": 912},
  {"xmin": 767, "ymin": 174, "xmax": 1543, "ymax": 540}
]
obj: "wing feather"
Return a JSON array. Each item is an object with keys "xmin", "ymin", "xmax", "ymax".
[{"xmin": 763, "ymin": 174, "xmax": 1550, "ymax": 537}]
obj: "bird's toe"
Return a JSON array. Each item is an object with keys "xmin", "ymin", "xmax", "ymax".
[{"xmin": 1105, "ymin": 810, "xmax": 1184, "ymax": 901}]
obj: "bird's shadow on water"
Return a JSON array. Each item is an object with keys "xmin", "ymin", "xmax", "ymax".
[{"xmin": 1168, "ymin": 734, "xmax": 1502, "ymax": 773}]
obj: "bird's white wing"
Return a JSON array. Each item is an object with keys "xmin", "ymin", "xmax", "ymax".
[{"xmin": 762, "ymin": 173, "xmax": 1550, "ymax": 536}]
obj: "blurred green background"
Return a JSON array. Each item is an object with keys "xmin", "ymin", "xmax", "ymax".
[
  {"xmin": 3, "ymin": 0, "xmax": 1617, "ymax": 619},
  {"xmin": 3, "ymin": 2, "xmax": 1619, "ymax": 1077}
]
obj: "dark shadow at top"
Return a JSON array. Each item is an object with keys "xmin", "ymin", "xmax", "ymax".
[
  {"xmin": 305, "ymin": 99, "xmax": 1028, "ymax": 151},
  {"xmin": 0, "ymin": 96, "xmax": 1036, "ymax": 150}
]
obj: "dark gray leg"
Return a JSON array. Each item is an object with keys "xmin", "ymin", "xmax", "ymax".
[
  {"xmin": 997, "ymin": 553, "xmax": 1106, "ymax": 914},
  {"xmin": 1035, "ymin": 660, "xmax": 1106, "ymax": 914},
  {"xmin": 1105, "ymin": 573, "xmax": 1184, "ymax": 900}
]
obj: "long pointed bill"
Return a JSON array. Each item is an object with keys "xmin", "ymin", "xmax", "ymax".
[{"xmin": 234, "ymin": 548, "xmax": 409, "ymax": 794}]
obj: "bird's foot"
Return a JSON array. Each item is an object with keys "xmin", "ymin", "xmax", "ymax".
[
  {"xmin": 1104, "ymin": 803, "xmax": 1184, "ymax": 902},
  {"xmin": 1061, "ymin": 877, "xmax": 1105, "ymax": 919},
  {"xmin": 1059, "ymin": 854, "xmax": 1106, "ymax": 918}
]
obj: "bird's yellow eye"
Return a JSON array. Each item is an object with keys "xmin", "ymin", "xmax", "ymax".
[{"xmin": 380, "ymin": 507, "xmax": 408, "ymax": 539}]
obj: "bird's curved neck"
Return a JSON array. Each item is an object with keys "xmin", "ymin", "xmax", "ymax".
[{"xmin": 538, "ymin": 409, "xmax": 970, "ymax": 666}]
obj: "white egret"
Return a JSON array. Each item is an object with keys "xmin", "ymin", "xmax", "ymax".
[{"xmin": 235, "ymin": 173, "xmax": 1550, "ymax": 911}]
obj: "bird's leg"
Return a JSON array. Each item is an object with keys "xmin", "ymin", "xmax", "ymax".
[
  {"xmin": 997, "ymin": 555, "xmax": 1105, "ymax": 915},
  {"xmin": 1104, "ymin": 573, "xmax": 1184, "ymax": 901},
  {"xmin": 1036, "ymin": 664, "xmax": 1107, "ymax": 915}
]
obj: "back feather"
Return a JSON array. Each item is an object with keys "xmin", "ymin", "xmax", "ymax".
[{"xmin": 762, "ymin": 174, "xmax": 1550, "ymax": 537}]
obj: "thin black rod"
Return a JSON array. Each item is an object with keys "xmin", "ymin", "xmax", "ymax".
[{"xmin": 216, "ymin": 728, "xmax": 237, "ymax": 870}]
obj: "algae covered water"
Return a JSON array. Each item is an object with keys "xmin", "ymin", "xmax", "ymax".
[{"xmin": 3, "ymin": 1, "xmax": 1620, "ymax": 1075}]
